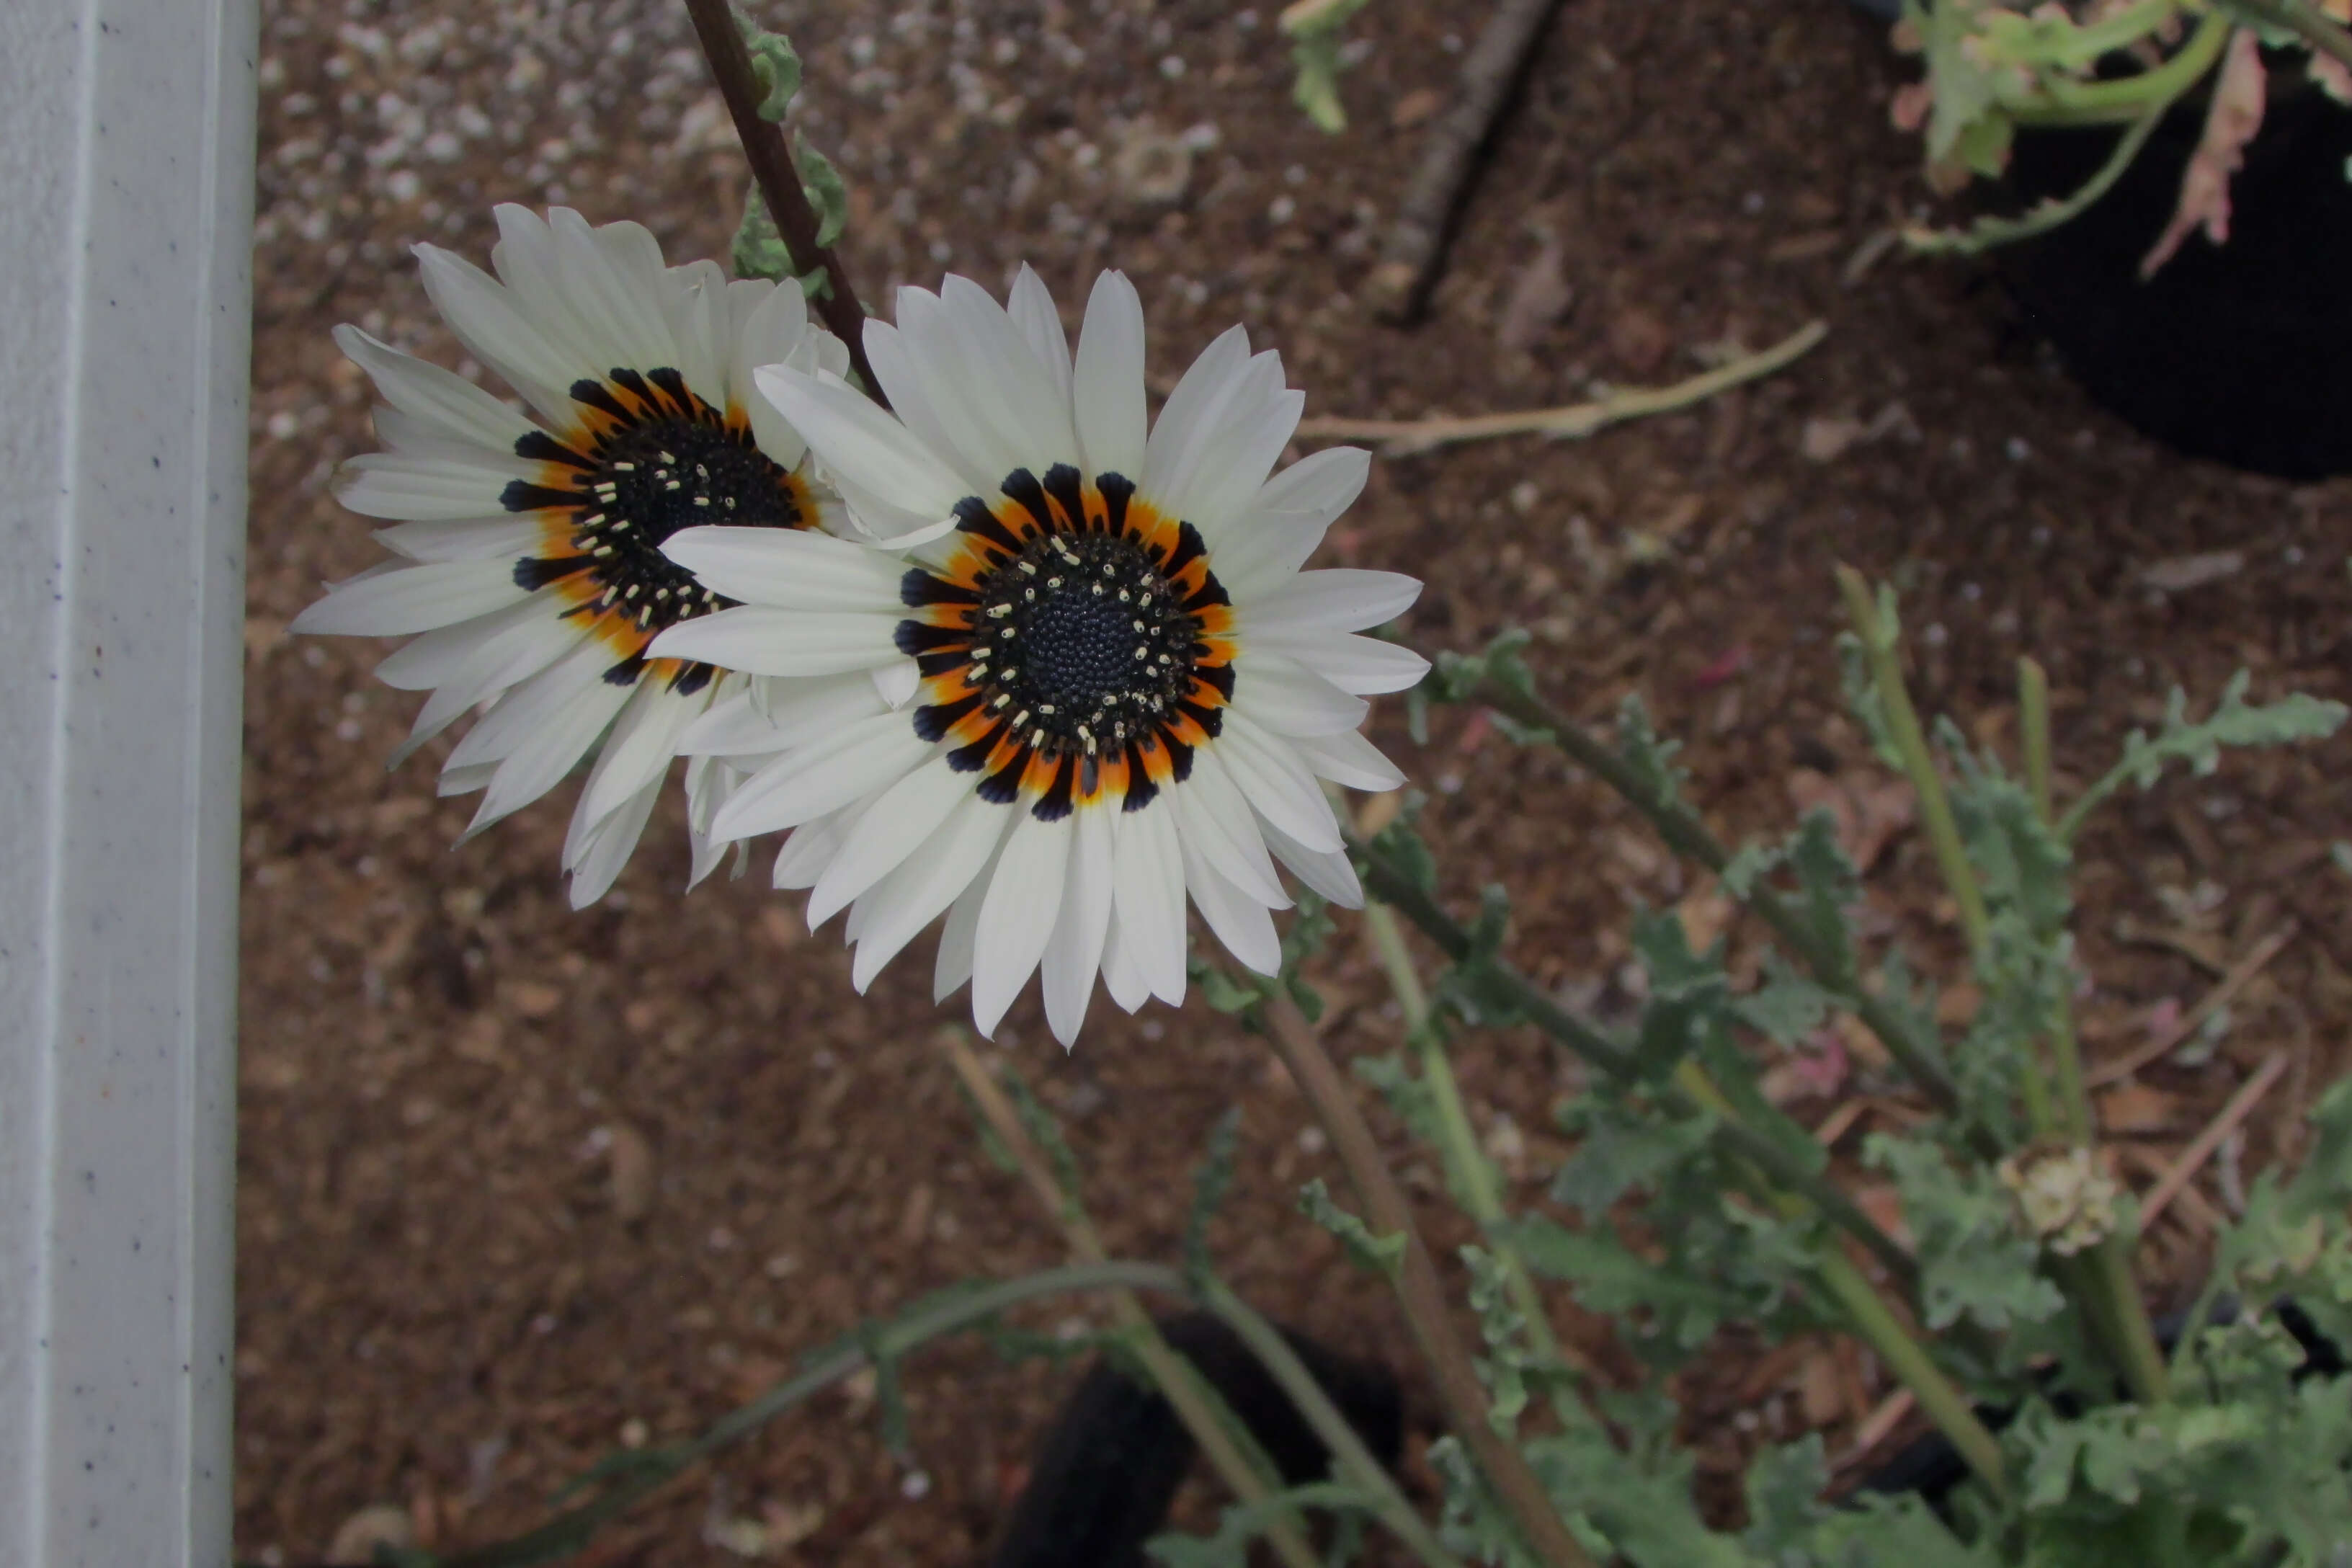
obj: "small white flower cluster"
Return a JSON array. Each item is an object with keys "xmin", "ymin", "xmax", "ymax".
[
  {"xmin": 299, "ymin": 208, "xmax": 1423, "ymax": 1047},
  {"xmin": 1998, "ymin": 1145, "xmax": 2124, "ymax": 1257}
]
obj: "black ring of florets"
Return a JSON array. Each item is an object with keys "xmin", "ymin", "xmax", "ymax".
[{"xmin": 964, "ymin": 530, "xmax": 1198, "ymax": 757}]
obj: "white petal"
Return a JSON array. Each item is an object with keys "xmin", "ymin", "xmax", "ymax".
[
  {"xmin": 564, "ymin": 773, "xmax": 663, "ymax": 908},
  {"xmin": 971, "ymin": 811, "xmax": 1072, "ymax": 1036},
  {"xmin": 1149, "ymin": 350, "xmax": 1302, "ymax": 539},
  {"xmin": 462, "ymin": 669, "xmax": 633, "ymax": 835},
  {"xmin": 847, "ymin": 791, "xmax": 1010, "ymax": 989},
  {"xmin": 710, "ymin": 710, "xmax": 930, "ymax": 838},
  {"xmin": 734, "ymin": 282, "xmax": 817, "ymax": 468},
  {"xmin": 1167, "ymin": 747, "xmax": 1289, "ymax": 908},
  {"xmin": 806, "ymin": 759, "xmax": 971, "ymax": 927},
  {"xmin": 292, "ymin": 559, "xmax": 530, "ymax": 636},
  {"xmin": 932, "ymin": 862, "xmax": 989, "ymax": 1003},
  {"xmin": 411, "ymin": 241, "xmax": 579, "ymax": 424},
  {"xmin": 677, "ymin": 670, "xmax": 886, "ymax": 757},
  {"xmin": 385, "ymin": 605, "xmax": 582, "ymax": 765},
  {"xmin": 372, "ymin": 592, "xmax": 547, "ymax": 690},
  {"xmin": 1006, "ymin": 264, "xmax": 1074, "ymax": 411},
  {"xmin": 1245, "ymin": 628, "xmax": 1430, "ymax": 695},
  {"xmin": 1097, "ymin": 913, "xmax": 1151, "ymax": 1014},
  {"xmin": 443, "ymin": 637, "xmax": 609, "ymax": 770},
  {"xmin": 647, "ymin": 605, "xmax": 901, "ymax": 679},
  {"xmin": 1040, "ymin": 806, "xmax": 1115, "ymax": 1047},
  {"xmin": 1257, "ymin": 816, "xmax": 1366, "ymax": 908},
  {"xmin": 1112, "ymin": 803, "xmax": 1189, "ymax": 1005},
  {"xmin": 1231, "ymin": 652, "xmax": 1371, "ymax": 737},
  {"xmin": 1072, "ymin": 270, "xmax": 1148, "ymax": 478},
  {"xmin": 333, "ymin": 324, "xmax": 537, "ymax": 451},
  {"xmin": 937, "ymin": 274, "xmax": 1080, "ymax": 473},
  {"xmin": 662, "ymin": 258, "xmax": 733, "ymax": 414},
  {"xmin": 551, "ymin": 208, "xmax": 677, "ymax": 375},
  {"xmin": 1247, "ymin": 569, "xmax": 1422, "ymax": 634},
  {"xmin": 577, "ymin": 681, "xmax": 700, "ymax": 827},
  {"xmin": 334, "ymin": 451, "xmax": 529, "ymax": 521},
  {"xmin": 870, "ymin": 658, "xmax": 922, "ymax": 709},
  {"xmin": 1212, "ymin": 710, "xmax": 1345, "ymax": 854},
  {"xmin": 1290, "ymin": 727, "xmax": 1407, "ymax": 793},
  {"xmin": 371, "ymin": 514, "xmax": 544, "ymax": 564},
  {"xmin": 1208, "ymin": 445, "xmax": 1370, "ymax": 599},
  {"xmin": 755, "ymin": 365, "xmax": 966, "ymax": 535},
  {"xmin": 773, "ymin": 812, "xmax": 849, "ymax": 890},
  {"xmin": 662, "ymin": 525, "xmax": 908, "ymax": 611},
  {"xmin": 1180, "ymin": 843, "xmax": 1282, "ymax": 977}
]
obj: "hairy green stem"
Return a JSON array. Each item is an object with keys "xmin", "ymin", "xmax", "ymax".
[
  {"xmin": 2093, "ymin": 1232, "xmax": 2173, "ymax": 1405},
  {"xmin": 1363, "ymin": 899, "xmax": 1592, "ymax": 1420},
  {"xmin": 1260, "ymin": 991, "xmax": 1597, "ymax": 1568},
  {"xmin": 1352, "ymin": 836, "xmax": 1921, "ymax": 1297},
  {"xmin": 1470, "ymin": 677, "xmax": 1969, "ymax": 1121},
  {"xmin": 2224, "ymin": 0, "xmax": 2352, "ymax": 71},
  {"xmin": 1814, "ymin": 1249, "xmax": 2013, "ymax": 1500}
]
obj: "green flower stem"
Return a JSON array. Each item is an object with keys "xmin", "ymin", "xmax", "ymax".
[
  {"xmin": 1259, "ymin": 990, "xmax": 1599, "ymax": 1568},
  {"xmin": 1833, "ymin": 568, "xmax": 1990, "ymax": 955},
  {"xmin": 2093, "ymin": 1232, "xmax": 2173, "ymax": 1405},
  {"xmin": 425, "ymin": 1259, "xmax": 1202, "ymax": 1568},
  {"xmin": 937, "ymin": 1032, "xmax": 1327, "ymax": 1568},
  {"xmin": 1812, "ymin": 1247, "xmax": 2013, "ymax": 1502},
  {"xmin": 1469, "ymin": 677, "xmax": 1969, "ymax": 1124},
  {"xmin": 1362, "ymin": 899, "xmax": 1593, "ymax": 1417},
  {"xmin": 2011, "ymin": 8, "xmax": 2233, "ymax": 118},
  {"xmin": 1351, "ymin": 835, "xmax": 1921, "ymax": 1298},
  {"xmin": 2020, "ymin": 656, "xmax": 2056, "ymax": 830},
  {"xmin": 2226, "ymin": 0, "xmax": 2352, "ymax": 71}
]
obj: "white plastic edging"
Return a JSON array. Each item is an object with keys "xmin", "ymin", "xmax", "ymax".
[{"xmin": 0, "ymin": 2, "xmax": 257, "ymax": 1566}]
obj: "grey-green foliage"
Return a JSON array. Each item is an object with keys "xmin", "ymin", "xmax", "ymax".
[
  {"xmin": 1145, "ymin": 1480, "xmax": 1376, "ymax": 1568},
  {"xmin": 723, "ymin": 12, "xmax": 852, "ymax": 293},
  {"xmin": 1866, "ymin": 1133, "xmax": 2062, "ymax": 1335},
  {"xmin": 1281, "ymin": 0, "xmax": 1373, "ymax": 133},
  {"xmin": 1296, "ymin": 1177, "xmax": 1404, "ymax": 1279},
  {"xmin": 2059, "ymin": 670, "xmax": 2346, "ymax": 839},
  {"xmin": 1724, "ymin": 808, "xmax": 1862, "ymax": 986}
]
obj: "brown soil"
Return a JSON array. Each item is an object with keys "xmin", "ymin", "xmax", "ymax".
[{"xmin": 237, "ymin": 0, "xmax": 2352, "ymax": 1562}]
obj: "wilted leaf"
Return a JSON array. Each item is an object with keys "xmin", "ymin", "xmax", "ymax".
[{"xmin": 2142, "ymin": 29, "xmax": 2265, "ymax": 277}]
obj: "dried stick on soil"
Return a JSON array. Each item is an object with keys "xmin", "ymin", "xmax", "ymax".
[
  {"xmin": 2138, "ymin": 1049, "xmax": 2290, "ymax": 1230},
  {"xmin": 2085, "ymin": 923, "xmax": 2295, "ymax": 1089},
  {"xmin": 682, "ymin": 0, "xmax": 886, "ymax": 404},
  {"xmin": 1296, "ymin": 320, "xmax": 1828, "ymax": 455},
  {"xmin": 1361, "ymin": 0, "xmax": 1571, "ymax": 321}
]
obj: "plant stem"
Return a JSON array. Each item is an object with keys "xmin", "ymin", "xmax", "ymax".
[
  {"xmin": 2020, "ymin": 657, "xmax": 2055, "ymax": 829},
  {"xmin": 1362, "ymin": 900, "xmax": 1598, "ymax": 1409},
  {"xmin": 1352, "ymin": 835, "xmax": 1922, "ymax": 1295},
  {"xmin": 2093, "ymin": 1232, "xmax": 2172, "ymax": 1405},
  {"xmin": 1812, "ymin": 1249, "xmax": 2012, "ymax": 1501},
  {"xmin": 936, "ymin": 1033, "xmax": 1327, "ymax": 1568},
  {"xmin": 1833, "ymin": 567, "xmax": 1990, "ymax": 955},
  {"xmin": 681, "ymin": 0, "xmax": 885, "ymax": 403},
  {"xmin": 1259, "ymin": 991, "xmax": 1598, "ymax": 1568},
  {"xmin": 2223, "ymin": 0, "xmax": 2352, "ymax": 71},
  {"xmin": 1470, "ymin": 677, "xmax": 1969, "ymax": 1122}
]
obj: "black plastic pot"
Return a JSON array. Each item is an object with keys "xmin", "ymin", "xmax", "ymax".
[
  {"xmin": 1993, "ymin": 71, "xmax": 2352, "ymax": 481},
  {"xmin": 987, "ymin": 1314, "xmax": 1404, "ymax": 1568}
]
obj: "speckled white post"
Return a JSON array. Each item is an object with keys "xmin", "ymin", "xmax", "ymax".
[{"xmin": 0, "ymin": 2, "xmax": 256, "ymax": 1565}]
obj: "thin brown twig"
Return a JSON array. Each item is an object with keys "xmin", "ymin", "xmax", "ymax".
[
  {"xmin": 2138, "ymin": 1050, "xmax": 2290, "ymax": 1230},
  {"xmin": 1297, "ymin": 321, "xmax": 1828, "ymax": 455},
  {"xmin": 1258, "ymin": 992, "xmax": 1596, "ymax": 1568},
  {"xmin": 1363, "ymin": 0, "xmax": 1572, "ymax": 321},
  {"xmin": 2085, "ymin": 924, "xmax": 2296, "ymax": 1088},
  {"xmin": 682, "ymin": 0, "xmax": 886, "ymax": 404}
]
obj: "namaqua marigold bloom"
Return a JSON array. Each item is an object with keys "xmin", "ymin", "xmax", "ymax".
[
  {"xmin": 648, "ymin": 268, "xmax": 1427, "ymax": 1046},
  {"xmin": 293, "ymin": 205, "xmax": 847, "ymax": 905}
]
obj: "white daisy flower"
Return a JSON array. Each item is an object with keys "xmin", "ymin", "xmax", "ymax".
[
  {"xmin": 646, "ymin": 267, "xmax": 1430, "ymax": 1045},
  {"xmin": 290, "ymin": 205, "xmax": 848, "ymax": 906}
]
